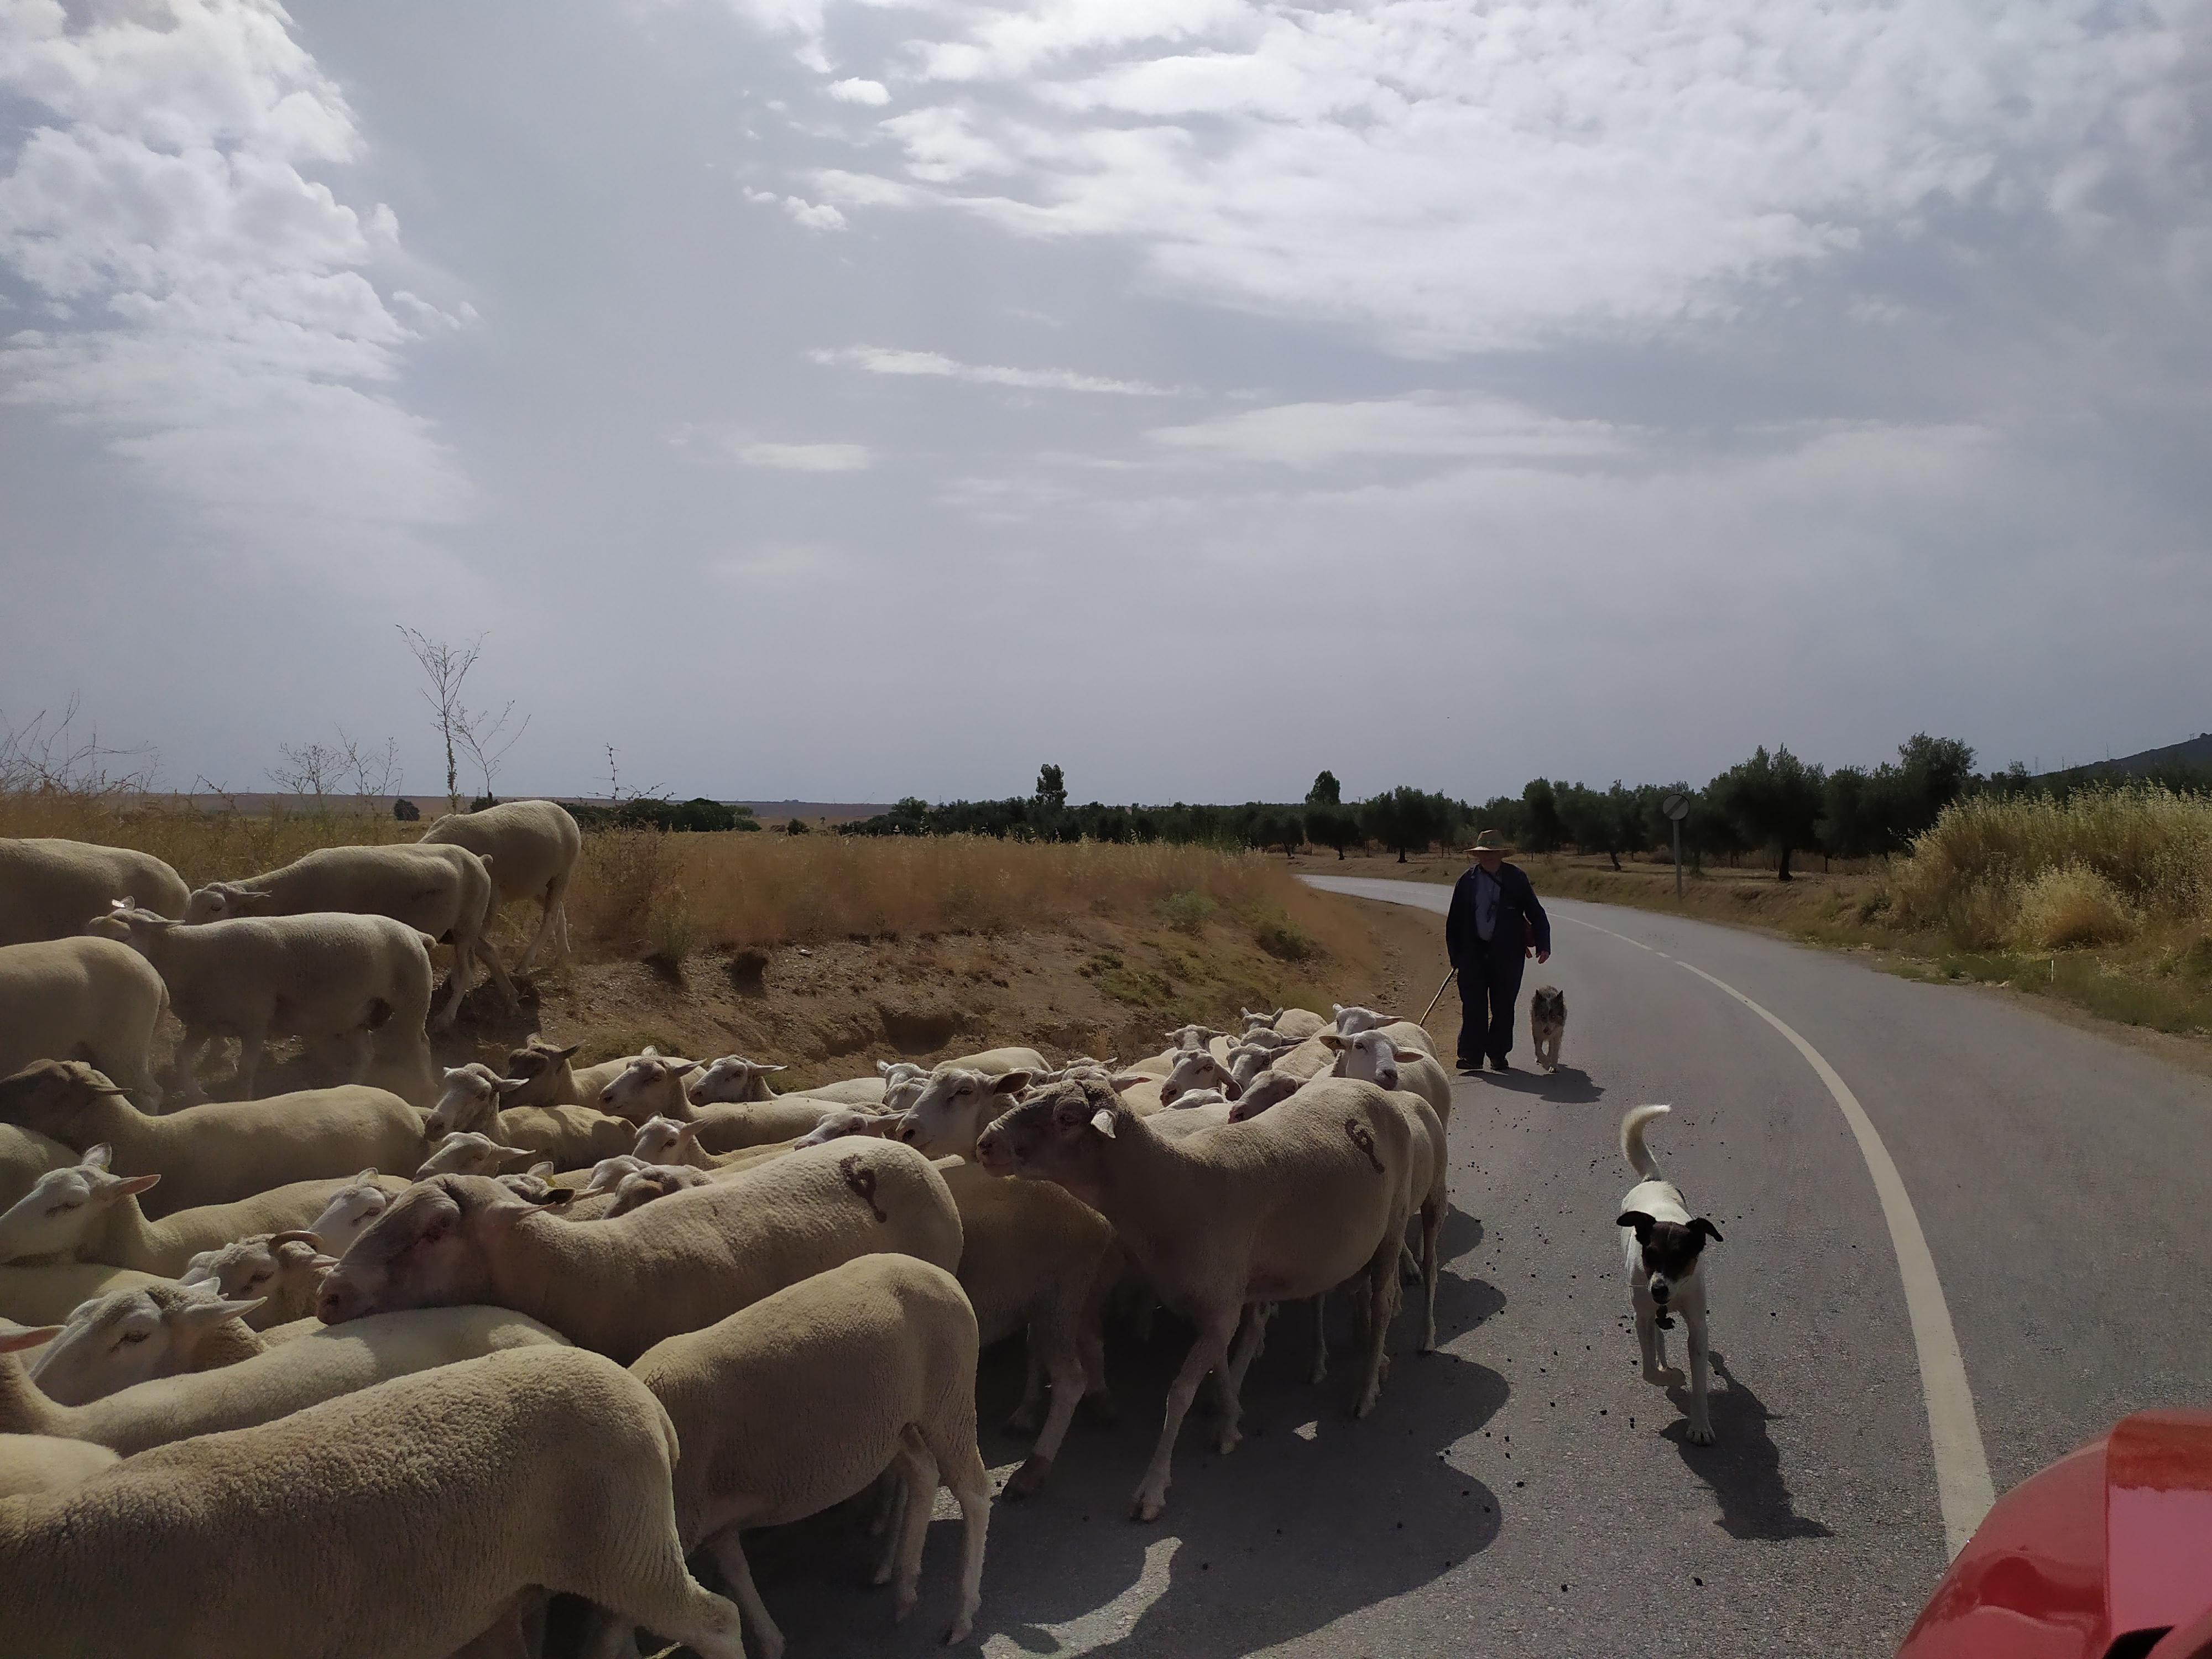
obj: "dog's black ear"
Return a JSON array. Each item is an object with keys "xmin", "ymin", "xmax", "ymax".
[
  {"xmin": 1691, "ymin": 1217, "xmax": 1724, "ymax": 1244},
  {"xmin": 1616, "ymin": 1210, "xmax": 1655, "ymax": 1237}
]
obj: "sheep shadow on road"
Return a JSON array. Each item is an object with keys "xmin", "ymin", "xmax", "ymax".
[
  {"xmin": 742, "ymin": 1284, "xmax": 1511, "ymax": 1659},
  {"xmin": 1662, "ymin": 1351, "xmax": 1833, "ymax": 1542}
]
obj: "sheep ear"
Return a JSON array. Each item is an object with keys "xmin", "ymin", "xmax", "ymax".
[
  {"xmin": 1221, "ymin": 1076, "xmax": 1244, "ymax": 1100},
  {"xmin": 0, "ymin": 1324, "xmax": 63, "ymax": 1352},
  {"xmin": 495, "ymin": 1076, "xmax": 529, "ymax": 1095},
  {"xmin": 525, "ymin": 1188, "xmax": 573, "ymax": 1208},
  {"xmin": 763, "ymin": 1063, "xmax": 786, "ymax": 1075},
  {"xmin": 353, "ymin": 1168, "xmax": 379, "ymax": 1183},
  {"xmin": 640, "ymin": 1045, "xmax": 660, "ymax": 1057},
  {"xmin": 1089, "ymin": 1107, "xmax": 1117, "ymax": 1138},
  {"xmin": 82, "ymin": 1143, "xmax": 114, "ymax": 1170},
  {"xmin": 1318, "ymin": 1033, "xmax": 1346, "ymax": 1050},
  {"xmin": 991, "ymin": 1070, "xmax": 1034, "ymax": 1094},
  {"xmin": 1107, "ymin": 1072, "xmax": 1150, "ymax": 1092},
  {"xmin": 526, "ymin": 1161, "xmax": 555, "ymax": 1178},
  {"xmin": 112, "ymin": 1171, "xmax": 161, "ymax": 1198}
]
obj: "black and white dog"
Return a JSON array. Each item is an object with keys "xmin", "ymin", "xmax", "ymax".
[{"xmin": 1617, "ymin": 1104, "xmax": 1723, "ymax": 1444}]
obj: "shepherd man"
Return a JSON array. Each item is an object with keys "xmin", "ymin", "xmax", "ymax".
[{"xmin": 1444, "ymin": 829, "xmax": 1551, "ymax": 1073}]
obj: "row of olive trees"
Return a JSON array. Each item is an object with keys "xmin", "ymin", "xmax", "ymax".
[{"xmin": 1479, "ymin": 734, "xmax": 1979, "ymax": 880}]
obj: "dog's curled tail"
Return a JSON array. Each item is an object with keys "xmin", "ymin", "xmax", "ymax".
[{"xmin": 1621, "ymin": 1104, "xmax": 1671, "ymax": 1180}]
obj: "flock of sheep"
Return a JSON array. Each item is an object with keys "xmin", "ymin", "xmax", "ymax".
[{"xmin": 0, "ymin": 810, "xmax": 1457, "ymax": 1659}]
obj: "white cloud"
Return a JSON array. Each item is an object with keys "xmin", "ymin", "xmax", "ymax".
[
  {"xmin": 737, "ymin": 440, "xmax": 873, "ymax": 471},
  {"xmin": 1146, "ymin": 396, "xmax": 1624, "ymax": 468},
  {"xmin": 778, "ymin": 0, "xmax": 2209, "ymax": 354},
  {"xmin": 743, "ymin": 186, "xmax": 847, "ymax": 229},
  {"xmin": 0, "ymin": 0, "xmax": 469, "ymax": 552},
  {"xmin": 810, "ymin": 343, "xmax": 1176, "ymax": 395},
  {"xmin": 827, "ymin": 77, "xmax": 890, "ymax": 105}
]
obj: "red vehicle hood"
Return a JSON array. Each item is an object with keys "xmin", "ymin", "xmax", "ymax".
[{"xmin": 1899, "ymin": 1410, "xmax": 2212, "ymax": 1659}]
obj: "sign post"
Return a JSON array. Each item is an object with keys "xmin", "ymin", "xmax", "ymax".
[{"xmin": 1662, "ymin": 792, "xmax": 1690, "ymax": 904}]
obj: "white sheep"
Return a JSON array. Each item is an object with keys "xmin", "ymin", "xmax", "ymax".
[
  {"xmin": 319, "ymin": 1140, "xmax": 966, "ymax": 1363},
  {"xmin": 685, "ymin": 1055, "xmax": 790, "ymax": 1105},
  {"xmin": 894, "ymin": 1068, "xmax": 1039, "ymax": 1160},
  {"xmin": 1157, "ymin": 1047, "xmax": 1244, "ymax": 1108},
  {"xmin": 1272, "ymin": 1008, "xmax": 1329, "ymax": 1040},
  {"xmin": 0, "ymin": 1265, "xmax": 170, "ymax": 1326},
  {"xmin": 0, "ymin": 837, "xmax": 189, "ymax": 947},
  {"xmin": 179, "ymin": 1232, "xmax": 336, "ymax": 1329},
  {"xmin": 0, "ymin": 1304, "xmax": 568, "ymax": 1454},
  {"xmin": 26, "ymin": 1282, "xmax": 265, "ymax": 1404},
  {"xmin": 0, "ymin": 1061, "xmax": 429, "ymax": 1217},
  {"xmin": 499, "ymin": 1035, "xmax": 587, "ymax": 1105},
  {"xmin": 418, "ymin": 797, "xmax": 582, "ymax": 974},
  {"xmin": 591, "ymin": 1255, "xmax": 989, "ymax": 1659},
  {"xmin": 416, "ymin": 1131, "xmax": 541, "ymax": 1180},
  {"xmin": 0, "ymin": 936, "xmax": 168, "ymax": 1108},
  {"xmin": 792, "ymin": 1108, "xmax": 904, "ymax": 1149},
  {"xmin": 687, "ymin": 1094, "xmax": 895, "ymax": 1155},
  {"xmin": 87, "ymin": 905, "xmax": 439, "ymax": 1105},
  {"xmin": 0, "ymin": 1150, "xmax": 405, "ymax": 1276},
  {"xmin": 0, "ymin": 1429, "xmax": 118, "ymax": 1499},
  {"xmin": 604, "ymin": 1164, "xmax": 717, "ymax": 1217},
  {"xmin": 0, "ymin": 1344, "xmax": 750, "ymax": 1659},
  {"xmin": 425, "ymin": 1063, "xmax": 640, "ymax": 1170},
  {"xmin": 936, "ymin": 1157, "xmax": 1115, "ymax": 1498},
  {"xmin": 1323, "ymin": 1030, "xmax": 1453, "ymax": 1129},
  {"xmin": 183, "ymin": 841, "xmax": 510, "ymax": 1030},
  {"xmin": 0, "ymin": 1120, "xmax": 76, "ymax": 1214},
  {"xmin": 975, "ymin": 1072, "xmax": 1413, "ymax": 1521},
  {"xmin": 596, "ymin": 1052, "xmax": 702, "ymax": 1125}
]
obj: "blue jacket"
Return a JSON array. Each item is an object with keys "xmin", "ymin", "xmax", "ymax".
[{"xmin": 1445, "ymin": 861, "xmax": 1551, "ymax": 969}]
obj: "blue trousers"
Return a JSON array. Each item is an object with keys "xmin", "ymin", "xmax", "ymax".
[{"xmin": 1456, "ymin": 947, "xmax": 1526, "ymax": 1064}]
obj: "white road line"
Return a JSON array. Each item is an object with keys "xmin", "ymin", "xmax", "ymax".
[{"xmin": 1559, "ymin": 910, "xmax": 1996, "ymax": 1556}]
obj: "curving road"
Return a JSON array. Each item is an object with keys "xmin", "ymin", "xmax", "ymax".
[{"xmin": 758, "ymin": 879, "xmax": 2212, "ymax": 1659}]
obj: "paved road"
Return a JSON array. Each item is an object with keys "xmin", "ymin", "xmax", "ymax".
[{"xmin": 757, "ymin": 879, "xmax": 2212, "ymax": 1659}]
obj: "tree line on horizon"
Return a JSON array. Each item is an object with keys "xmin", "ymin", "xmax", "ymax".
[{"xmin": 834, "ymin": 737, "xmax": 2212, "ymax": 878}]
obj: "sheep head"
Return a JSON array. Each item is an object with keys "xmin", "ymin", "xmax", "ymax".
[
  {"xmin": 607, "ymin": 1165, "xmax": 713, "ymax": 1217},
  {"xmin": 794, "ymin": 1107, "xmax": 900, "ymax": 1149},
  {"xmin": 1159, "ymin": 1048, "xmax": 1241, "ymax": 1107},
  {"xmin": 1227, "ymin": 1069, "xmax": 1305, "ymax": 1123},
  {"xmin": 427, "ymin": 1063, "xmax": 526, "ymax": 1139},
  {"xmin": 500, "ymin": 1037, "xmax": 580, "ymax": 1105},
  {"xmin": 0, "ymin": 1061, "xmax": 131, "ymax": 1140},
  {"xmin": 1323, "ymin": 1030, "xmax": 1404, "ymax": 1092},
  {"xmin": 597, "ymin": 1054, "xmax": 699, "ymax": 1124},
  {"xmin": 181, "ymin": 1232, "xmax": 337, "ymax": 1329},
  {"xmin": 28, "ymin": 1284, "xmax": 264, "ymax": 1405},
  {"xmin": 318, "ymin": 1175, "xmax": 526, "ymax": 1324},
  {"xmin": 304, "ymin": 1171, "xmax": 393, "ymax": 1258},
  {"xmin": 415, "ymin": 1131, "xmax": 537, "ymax": 1180},
  {"xmin": 895, "ymin": 1067, "xmax": 1035, "ymax": 1157},
  {"xmin": 0, "ymin": 1145, "xmax": 159, "ymax": 1264},
  {"xmin": 974, "ymin": 1076, "xmax": 1123, "ymax": 1202},
  {"xmin": 182, "ymin": 881, "xmax": 276, "ymax": 923},
  {"xmin": 686, "ymin": 1055, "xmax": 786, "ymax": 1107}
]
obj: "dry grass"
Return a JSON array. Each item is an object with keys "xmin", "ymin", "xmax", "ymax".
[
  {"xmin": 2010, "ymin": 865, "xmax": 2137, "ymax": 949},
  {"xmin": 0, "ymin": 793, "xmax": 1363, "ymax": 969}
]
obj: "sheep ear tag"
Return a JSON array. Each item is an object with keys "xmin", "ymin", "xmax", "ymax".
[{"xmin": 1089, "ymin": 1107, "xmax": 1117, "ymax": 1138}]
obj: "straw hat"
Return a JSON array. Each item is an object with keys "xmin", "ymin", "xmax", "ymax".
[{"xmin": 1468, "ymin": 829, "xmax": 1516, "ymax": 858}]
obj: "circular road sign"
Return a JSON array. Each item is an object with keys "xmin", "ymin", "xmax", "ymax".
[{"xmin": 1662, "ymin": 792, "xmax": 1690, "ymax": 822}]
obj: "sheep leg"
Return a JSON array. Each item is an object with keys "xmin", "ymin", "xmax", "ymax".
[
  {"xmin": 929, "ymin": 1428, "xmax": 992, "ymax": 1644},
  {"xmin": 431, "ymin": 947, "xmax": 471, "ymax": 1031},
  {"xmin": 706, "ymin": 1528, "xmax": 783, "ymax": 1659},
  {"xmin": 887, "ymin": 1426, "xmax": 940, "ymax": 1624},
  {"xmin": 1310, "ymin": 1293, "xmax": 1329, "ymax": 1385},
  {"xmin": 1398, "ymin": 1239, "xmax": 1422, "ymax": 1286},
  {"xmin": 329, "ymin": 1025, "xmax": 375, "ymax": 1089},
  {"xmin": 1215, "ymin": 1301, "xmax": 1274, "ymax": 1455},
  {"xmin": 1009, "ymin": 1345, "xmax": 1047, "ymax": 1433},
  {"xmin": 1004, "ymin": 1326, "xmax": 1087, "ymax": 1500},
  {"xmin": 169, "ymin": 1028, "xmax": 213, "ymax": 1104},
  {"xmin": 580, "ymin": 1551, "xmax": 746, "ymax": 1659},
  {"xmin": 869, "ymin": 1452, "xmax": 918, "ymax": 1584},
  {"xmin": 863, "ymin": 1463, "xmax": 903, "ymax": 1539},
  {"xmin": 1133, "ymin": 1309, "xmax": 1237, "ymax": 1522},
  {"xmin": 232, "ymin": 1025, "xmax": 269, "ymax": 1100},
  {"xmin": 1351, "ymin": 1230, "xmax": 1406, "ymax": 1419},
  {"xmin": 1077, "ymin": 1311, "xmax": 1117, "ymax": 1422},
  {"xmin": 472, "ymin": 928, "xmax": 518, "ymax": 1011},
  {"xmin": 94, "ymin": 1044, "xmax": 164, "ymax": 1113},
  {"xmin": 1417, "ymin": 1197, "xmax": 1443, "ymax": 1354},
  {"xmin": 514, "ymin": 892, "xmax": 559, "ymax": 976}
]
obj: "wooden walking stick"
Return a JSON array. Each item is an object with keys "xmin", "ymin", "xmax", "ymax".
[{"xmin": 1418, "ymin": 968, "xmax": 1458, "ymax": 1026}]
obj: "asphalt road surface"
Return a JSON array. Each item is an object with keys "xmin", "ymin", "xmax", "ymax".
[{"xmin": 747, "ymin": 878, "xmax": 2212, "ymax": 1659}]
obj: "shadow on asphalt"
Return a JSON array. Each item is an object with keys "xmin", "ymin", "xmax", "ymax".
[
  {"xmin": 1469, "ymin": 1064, "xmax": 1606, "ymax": 1105},
  {"xmin": 1662, "ymin": 1352, "xmax": 1833, "ymax": 1542},
  {"xmin": 734, "ymin": 1262, "xmax": 1513, "ymax": 1659}
]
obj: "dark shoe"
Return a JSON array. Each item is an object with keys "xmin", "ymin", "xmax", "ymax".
[{"xmin": 1488, "ymin": 1055, "xmax": 1511, "ymax": 1072}]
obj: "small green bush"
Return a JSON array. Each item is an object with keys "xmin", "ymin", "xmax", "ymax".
[
  {"xmin": 1249, "ymin": 904, "xmax": 1316, "ymax": 962},
  {"xmin": 1159, "ymin": 890, "xmax": 1217, "ymax": 934}
]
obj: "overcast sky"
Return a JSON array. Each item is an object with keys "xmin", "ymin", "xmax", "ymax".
[{"xmin": 3, "ymin": 0, "xmax": 2207, "ymax": 806}]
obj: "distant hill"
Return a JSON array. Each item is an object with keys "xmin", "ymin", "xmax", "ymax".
[{"xmin": 2047, "ymin": 733, "xmax": 2212, "ymax": 784}]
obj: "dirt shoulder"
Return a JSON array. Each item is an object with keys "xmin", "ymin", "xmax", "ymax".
[{"xmin": 439, "ymin": 887, "xmax": 1457, "ymax": 1085}]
